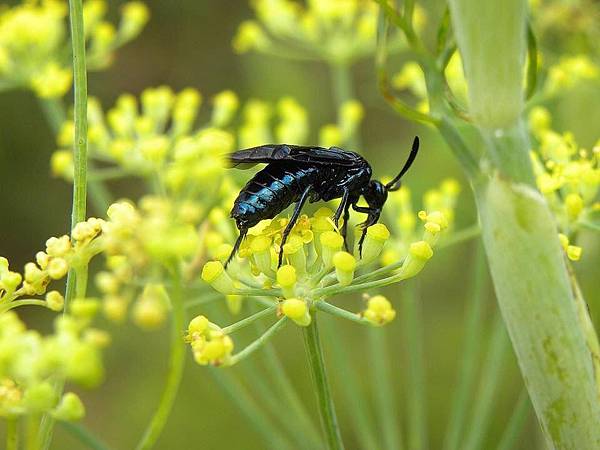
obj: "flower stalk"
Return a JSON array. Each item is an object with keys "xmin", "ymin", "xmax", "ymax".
[{"xmin": 302, "ymin": 311, "xmax": 344, "ymax": 450}]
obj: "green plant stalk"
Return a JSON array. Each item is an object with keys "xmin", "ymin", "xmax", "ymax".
[
  {"xmin": 322, "ymin": 321, "xmax": 380, "ymax": 450},
  {"xmin": 59, "ymin": 421, "xmax": 111, "ymax": 450},
  {"xmin": 303, "ymin": 311, "xmax": 344, "ymax": 450},
  {"xmin": 39, "ymin": 97, "xmax": 112, "ymax": 214},
  {"xmin": 207, "ymin": 368, "xmax": 294, "ymax": 450},
  {"xmin": 475, "ymin": 169, "xmax": 600, "ymax": 448},
  {"xmin": 37, "ymin": 2, "xmax": 90, "ymax": 448},
  {"xmin": 443, "ymin": 243, "xmax": 487, "ymax": 450},
  {"xmin": 496, "ymin": 389, "xmax": 531, "ymax": 450},
  {"xmin": 401, "ymin": 282, "xmax": 427, "ymax": 450},
  {"xmin": 260, "ymin": 342, "xmax": 322, "ymax": 448},
  {"xmin": 227, "ymin": 318, "xmax": 287, "ymax": 365},
  {"xmin": 6, "ymin": 417, "xmax": 18, "ymax": 450},
  {"xmin": 463, "ymin": 314, "xmax": 510, "ymax": 450},
  {"xmin": 135, "ymin": 277, "xmax": 186, "ymax": 450},
  {"xmin": 368, "ymin": 328, "xmax": 403, "ymax": 450}
]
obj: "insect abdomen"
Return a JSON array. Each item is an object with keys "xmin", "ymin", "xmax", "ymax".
[{"xmin": 231, "ymin": 164, "xmax": 320, "ymax": 229}]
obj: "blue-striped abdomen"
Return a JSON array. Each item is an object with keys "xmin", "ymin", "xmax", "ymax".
[{"xmin": 231, "ymin": 164, "xmax": 321, "ymax": 229}]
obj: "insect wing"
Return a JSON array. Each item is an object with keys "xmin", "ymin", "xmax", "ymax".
[{"xmin": 229, "ymin": 144, "xmax": 361, "ymax": 168}]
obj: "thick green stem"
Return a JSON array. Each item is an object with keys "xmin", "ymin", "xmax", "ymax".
[
  {"xmin": 475, "ymin": 170, "xmax": 600, "ymax": 448},
  {"xmin": 302, "ymin": 312, "xmax": 344, "ymax": 450},
  {"xmin": 496, "ymin": 389, "xmax": 531, "ymax": 450},
  {"xmin": 135, "ymin": 278, "xmax": 186, "ymax": 450}
]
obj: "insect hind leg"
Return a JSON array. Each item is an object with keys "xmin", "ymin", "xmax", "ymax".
[
  {"xmin": 278, "ymin": 186, "xmax": 312, "ymax": 268},
  {"xmin": 225, "ymin": 228, "xmax": 248, "ymax": 269}
]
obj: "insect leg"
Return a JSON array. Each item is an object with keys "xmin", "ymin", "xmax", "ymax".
[
  {"xmin": 333, "ymin": 188, "xmax": 350, "ymax": 227},
  {"xmin": 340, "ymin": 203, "xmax": 351, "ymax": 251},
  {"xmin": 351, "ymin": 204, "xmax": 379, "ymax": 257},
  {"xmin": 225, "ymin": 228, "xmax": 248, "ymax": 269},
  {"xmin": 278, "ymin": 186, "xmax": 312, "ymax": 268}
]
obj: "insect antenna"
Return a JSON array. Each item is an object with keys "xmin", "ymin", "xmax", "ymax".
[{"xmin": 385, "ymin": 136, "xmax": 420, "ymax": 192}]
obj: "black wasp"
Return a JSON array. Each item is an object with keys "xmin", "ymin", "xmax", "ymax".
[{"xmin": 225, "ymin": 137, "xmax": 420, "ymax": 268}]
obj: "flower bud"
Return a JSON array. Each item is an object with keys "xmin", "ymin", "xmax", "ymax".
[
  {"xmin": 277, "ymin": 265, "xmax": 297, "ymax": 299},
  {"xmin": 132, "ymin": 284, "xmax": 169, "ymax": 330},
  {"xmin": 47, "ymin": 257, "xmax": 69, "ymax": 280},
  {"xmin": 188, "ymin": 315, "xmax": 210, "ymax": 336},
  {"xmin": 567, "ymin": 245, "xmax": 582, "ymax": 261},
  {"xmin": 233, "ymin": 20, "xmax": 270, "ymax": 53},
  {"xmin": 333, "ymin": 251, "xmax": 356, "ymax": 286},
  {"xmin": 46, "ymin": 290, "xmax": 65, "ymax": 312},
  {"xmin": 281, "ymin": 298, "xmax": 311, "ymax": 327},
  {"xmin": 46, "ymin": 235, "xmax": 71, "ymax": 257},
  {"xmin": 103, "ymin": 295, "xmax": 127, "ymax": 322},
  {"xmin": 402, "ymin": 241, "xmax": 434, "ymax": 278},
  {"xmin": 120, "ymin": 1, "xmax": 150, "ymax": 40},
  {"xmin": 363, "ymin": 295, "xmax": 396, "ymax": 326},
  {"xmin": 211, "ymin": 90, "xmax": 239, "ymax": 128},
  {"xmin": 70, "ymin": 298, "xmax": 100, "ymax": 319},
  {"xmin": 320, "ymin": 231, "xmax": 344, "ymax": 268},
  {"xmin": 283, "ymin": 234, "xmax": 307, "ymax": 274},
  {"xmin": 53, "ymin": 392, "xmax": 85, "ymax": 421},
  {"xmin": 565, "ymin": 193, "xmax": 584, "ymax": 221},
  {"xmin": 250, "ymin": 235, "xmax": 274, "ymax": 275},
  {"xmin": 1, "ymin": 271, "xmax": 22, "ymax": 292},
  {"xmin": 23, "ymin": 382, "xmax": 57, "ymax": 413},
  {"xmin": 201, "ymin": 261, "xmax": 236, "ymax": 294},
  {"xmin": 361, "ymin": 224, "xmax": 390, "ymax": 264}
]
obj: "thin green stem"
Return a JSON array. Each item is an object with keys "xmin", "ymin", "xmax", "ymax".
[
  {"xmin": 6, "ymin": 417, "xmax": 18, "ymax": 450},
  {"xmin": 27, "ymin": 414, "xmax": 40, "ymax": 450},
  {"xmin": 207, "ymin": 368, "xmax": 294, "ymax": 450},
  {"xmin": 222, "ymin": 305, "xmax": 277, "ymax": 334},
  {"xmin": 368, "ymin": 328, "xmax": 403, "ymax": 450},
  {"xmin": 227, "ymin": 317, "xmax": 288, "ymax": 365},
  {"xmin": 303, "ymin": 312, "xmax": 344, "ymax": 450},
  {"xmin": 329, "ymin": 63, "xmax": 360, "ymax": 149},
  {"xmin": 402, "ymin": 282, "xmax": 427, "ymax": 450},
  {"xmin": 323, "ymin": 323, "xmax": 380, "ymax": 449},
  {"xmin": 463, "ymin": 314, "xmax": 511, "ymax": 450},
  {"xmin": 135, "ymin": 277, "xmax": 186, "ymax": 450},
  {"xmin": 59, "ymin": 421, "xmax": 111, "ymax": 450},
  {"xmin": 438, "ymin": 224, "xmax": 481, "ymax": 249},
  {"xmin": 315, "ymin": 301, "xmax": 370, "ymax": 326},
  {"xmin": 0, "ymin": 299, "xmax": 48, "ymax": 313},
  {"xmin": 443, "ymin": 243, "xmax": 487, "ymax": 450},
  {"xmin": 37, "ymin": 2, "xmax": 89, "ymax": 448},
  {"xmin": 260, "ymin": 342, "xmax": 322, "ymax": 448},
  {"xmin": 579, "ymin": 220, "xmax": 600, "ymax": 233},
  {"xmin": 496, "ymin": 389, "xmax": 531, "ymax": 450}
]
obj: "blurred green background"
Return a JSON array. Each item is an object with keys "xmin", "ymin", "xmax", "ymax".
[{"xmin": 1, "ymin": 0, "xmax": 599, "ymax": 449}]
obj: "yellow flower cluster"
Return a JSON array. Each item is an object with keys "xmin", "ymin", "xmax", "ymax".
[
  {"xmin": 92, "ymin": 198, "xmax": 207, "ymax": 328},
  {"xmin": 544, "ymin": 55, "xmax": 600, "ymax": 94},
  {"xmin": 529, "ymin": 107, "xmax": 599, "ymax": 260},
  {"xmin": 381, "ymin": 179, "xmax": 460, "ymax": 265},
  {"xmin": 201, "ymin": 206, "xmax": 444, "ymax": 327},
  {"xmin": 0, "ymin": 0, "xmax": 149, "ymax": 98},
  {"xmin": 0, "ymin": 218, "xmax": 104, "ymax": 311},
  {"xmin": 186, "ymin": 315, "xmax": 234, "ymax": 366},
  {"xmin": 0, "ymin": 311, "xmax": 108, "ymax": 419},
  {"xmin": 362, "ymin": 295, "xmax": 396, "ymax": 326},
  {"xmin": 233, "ymin": 0, "xmax": 424, "ymax": 64}
]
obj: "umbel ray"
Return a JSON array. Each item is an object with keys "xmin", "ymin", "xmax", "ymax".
[{"xmin": 225, "ymin": 136, "xmax": 420, "ymax": 268}]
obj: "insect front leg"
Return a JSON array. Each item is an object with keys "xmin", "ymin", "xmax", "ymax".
[
  {"xmin": 278, "ymin": 186, "xmax": 312, "ymax": 268},
  {"xmin": 352, "ymin": 204, "xmax": 380, "ymax": 257},
  {"xmin": 225, "ymin": 228, "xmax": 248, "ymax": 269}
]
